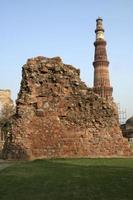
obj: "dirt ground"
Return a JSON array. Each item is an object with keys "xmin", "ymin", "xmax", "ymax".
[{"xmin": 0, "ymin": 159, "xmax": 13, "ymax": 171}]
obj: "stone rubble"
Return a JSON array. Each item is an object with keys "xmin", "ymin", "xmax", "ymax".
[
  {"xmin": 0, "ymin": 90, "xmax": 13, "ymax": 117},
  {"xmin": 2, "ymin": 56, "xmax": 132, "ymax": 159},
  {"xmin": 0, "ymin": 90, "xmax": 14, "ymax": 149}
]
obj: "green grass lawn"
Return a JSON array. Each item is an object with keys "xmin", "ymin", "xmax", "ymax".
[{"xmin": 0, "ymin": 158, "xmax": 133, "ymax": 200}]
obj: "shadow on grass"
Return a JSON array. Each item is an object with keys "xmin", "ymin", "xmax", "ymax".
[{"xmin": 0, "ymin": 158, "xmax": 133, "ymax": 200}]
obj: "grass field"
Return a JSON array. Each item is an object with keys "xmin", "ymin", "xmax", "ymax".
[{"xmin": 0, "ymin": 158, "xmax": 133, "ymax": 200}]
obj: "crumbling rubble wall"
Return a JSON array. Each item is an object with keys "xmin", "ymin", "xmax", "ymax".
[
  {"xmin": 0, "ymin": 90, "xmax": 13, "ymax": 116},
  {"xmin": 2, "ymin": 56, "xmax": 132, "ymax": 159},
  {"xmin": 0, "ymin": 90, "xmax": 14, "ymax": 150}
]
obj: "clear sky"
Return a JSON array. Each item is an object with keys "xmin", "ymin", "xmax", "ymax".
[{"xmin": 0, "ymin": 0, "xmax": 132, "ymax": 119}]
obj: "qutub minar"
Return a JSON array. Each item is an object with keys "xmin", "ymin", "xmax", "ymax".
[
  {"xmin": 1, "ymin": 17, "xmax": 132, "ymax": 159},
  {"xmin": 93, "ymin": 17, "xmax": 113, "ymax": 99}
]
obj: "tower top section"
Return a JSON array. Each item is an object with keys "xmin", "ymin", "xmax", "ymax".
[{"xmin": 95, "ymin": 17, "xmax": 104, "ymax": 40}]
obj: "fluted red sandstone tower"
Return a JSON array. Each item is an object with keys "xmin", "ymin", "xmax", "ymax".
[
  {"xmin": 2, "ymin": 19, "xmax": 133, "ymax": 160},
  {"xmin": 93, "ymin": 17, "xmax": 113, "ymax": 99}
]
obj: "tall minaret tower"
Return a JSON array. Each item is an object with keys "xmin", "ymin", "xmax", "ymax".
[{"xmin": 93, "ymin": 17, "xmax": 113, "ymax": 99}]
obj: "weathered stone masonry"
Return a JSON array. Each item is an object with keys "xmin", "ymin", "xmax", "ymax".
[
  {"xmin": 2, "ymin": 56, "xmax": 132, "ymax": 159},
  {"xmin": 0, "ymin": 90, "xmax": 14, "ymax": 149}
]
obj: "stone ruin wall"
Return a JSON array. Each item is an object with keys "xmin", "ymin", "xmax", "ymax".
[
  {"xmin": 0, "ymin": 90, "xmax": 14, "ymax": 149},
  {"xmin": 0, "ymin": 90, "xmax": 13, "ymax": 111},
  {"xmin": 2, "ymin": 56, "xmax": 132, "ymax": 159}
]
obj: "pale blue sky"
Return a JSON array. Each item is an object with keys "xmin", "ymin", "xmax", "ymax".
[{"xmin": 0, "ymin": 0, "xmax": 132, "ymax": 119}]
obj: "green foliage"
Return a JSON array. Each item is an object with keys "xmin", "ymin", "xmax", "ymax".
[{"xmin": 0, "ymin": 158, "xmax": 133, "ymax": 200}]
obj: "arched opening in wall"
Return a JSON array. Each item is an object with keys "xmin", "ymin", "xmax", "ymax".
[
  {"xmin": 0, "ymin": 127, "xmax": 5, "ymax": 152},
  {"xmin": 0, "ymin": 129, "xmax": 5, "ymax": 141}
]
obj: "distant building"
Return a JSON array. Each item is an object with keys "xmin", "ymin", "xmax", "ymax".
[
  {"xmin": 0, "ymin": 90, "xmax": 14, "ymax": 148},
  {"xmin": 121, "ymin": 116, "xmax": 133, "ymax": 141}
]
